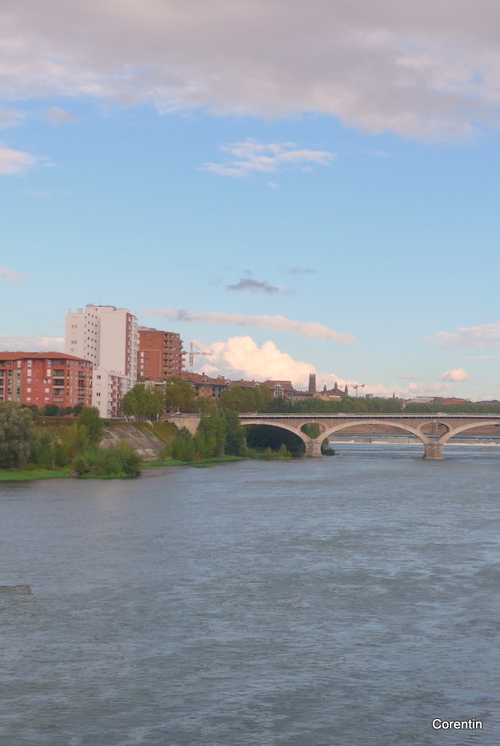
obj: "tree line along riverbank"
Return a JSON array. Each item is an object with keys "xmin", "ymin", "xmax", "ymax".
[{"xmin": 0, "ymin": 403, "xmax": 314, "ymax": 482}]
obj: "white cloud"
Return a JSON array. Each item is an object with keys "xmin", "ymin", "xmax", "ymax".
[
  {"xmin": 202, "ymin": 140, "xmax": 335, "ymax": 178},
  {"xmin": 0, "ymin": 266, "xmax": 25, "ymax": 282},
  {"xmin": 431, "ymin": 322, "xmax": 500, "ymax": 348},
  {"xmin": 194, "ymin": 335, "xmax": 457, "ymax": 398},
  {"xmin": 202, "ymin": 336, "xmax": 317, "ymax": 386},
  {"xmin": 0, "ymin": 147, "xmax": 38, "ymax": 175},
  {"xmin": 144, "ymin": 307, "xmax": 355, "ymax": 343},
  {"xmin": 42, "ymin": 106, "xmax": 78, "ymax": 123},
  {"xmin": 397, "ymin": 373, "xmax": 422, "ymax": 380},
  {"xmin": 3, "ymin": 1, "xmax": 500, "ymax": 139},
  {"xmin": 0, "ymin": 335, "xmax": 64, "ymax": 351},
  {"xmin": 441, "ymin": 367, "xmax": 472, "ymax": 382}
]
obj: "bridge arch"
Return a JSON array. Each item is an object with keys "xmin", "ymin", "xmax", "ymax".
[
  {"xmin": 438, "ymin": 420, "xmax": 500, "ymax": 445},
  {"xmin": 298, "ymin": 420, "xmax": 328, "ymax": 434},
  {"xmin": 240, "ymin": 419, "xmax": 312, "ymax": 449},
  {"xmin": 416, "ymin": 419, "xmax": 452, "ymax": 434},
  {"xmin": 320, "ymin": 419, "xmax": 432, "ymax": 447}
]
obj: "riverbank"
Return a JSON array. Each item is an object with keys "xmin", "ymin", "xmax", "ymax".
[
  {"xmin": 0, "ymin": 450, "xmax": 302, "ymax": 481},
  {"xmin": 0, "ymin": 468, "xmax": 71, "ymax": 482},
  {"xmin": 0, "ymin": 455, "xmax": 249, "ymax": 482}
]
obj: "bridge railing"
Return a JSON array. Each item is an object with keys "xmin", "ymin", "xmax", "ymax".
[{"xmin": 238, "ymin": 413, "xmax": 500, "ymax": 420}]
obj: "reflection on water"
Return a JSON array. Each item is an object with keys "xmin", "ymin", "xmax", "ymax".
[{"xmin": 1, "ymin": 445, "xmax": 499, "ymax": 745}]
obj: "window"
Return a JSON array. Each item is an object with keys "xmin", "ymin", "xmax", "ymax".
[{"xmin": 27, "ymin": 388, "xmax": 31, "ymax": 393}]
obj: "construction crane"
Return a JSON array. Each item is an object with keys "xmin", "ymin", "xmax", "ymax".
[
  {"xmin": 352, "ymin": 383, "xmax": 365, "ymax": 397},
  {"xmin": 187, "ymin": 341, "xmax": 212, "ymax": 372}
]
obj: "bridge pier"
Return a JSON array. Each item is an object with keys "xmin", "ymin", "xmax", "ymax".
[
  {"xmin": 423, "ymin": 442, "xmax": 444, "ymax": 460},
  {"xmin": 305, "ymin": 438, "xmax": 323, "ymax": 458}
]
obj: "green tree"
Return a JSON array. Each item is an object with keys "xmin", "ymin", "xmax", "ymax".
[
  {"xmin": 164, "ymin": 376, "xmax": 197, "ymax": 412},
  {"xmin": 32, "ymin": 430, "xmax": 54, "ymax": 469},
  {"xmin": 252, "ymin": 384, "xmax": 274, "ymax": 411},
  {"xmin": 219, "ymin": 384, "xmax": 274, "ymax": 412},
  {"xmin": 42, "ymin": 404, "xmax": 60, "ymax": 416},
  {"xmin": 77, "ymin": 407, "xmax": 104, "ymax": 446},
  {"xmin": 221, "ymin": 408, "xmax": 247, "ymax": 456},
  {"xmin": 121, "ymin": 384, "xmax": 164, "ymax": 421},
  {"xmin": 194, "ymin": 410, "xmax": 226, "ymax": 458},
  {"xmin": 62, "ymin": 423, "xmax": 90, "ymax": 459},
  {"xmin": 171, "ymin": 426, "xmax": 196, "ymax": 462},
  {"xmin": 0, "ymin": 403, "xmax": 34, "ymax": 469}
]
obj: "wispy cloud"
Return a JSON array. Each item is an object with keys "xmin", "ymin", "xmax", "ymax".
[
  {"xmin": 42, "ymin": 106, "xmax": 78, "ymax": 124},
  {"xmin": 226, "ymin": 278, "xmax": 281, "ymax": 295},
  {"xmin": 0, "ymin": 107, "xmax": 25, "ymax": 129},
  {"xmin": 0, "ymin": 335, "xmax": 64, "ymax": 352},
  {"xmin": 0, "ymin": 147, "xmax": 39, "ymax": 175},
  {"xmin": 397, "ymin": 373, "xmax": 422, "ymax": 380},
  {"xmin": 361, "ymin": 149, "xmax": 390, "ymax": 159},
  {"xmin": 144, "ymin": 308, "xmax": 355, "ymax": 343},
  {"xmin": 286, "ymin": 268, "xmax": 317, "ymax": 275},
  {"xmin": 431, "ymin": 322, "xmax": 500, "ymax": 348},
  {"xmin": 0, "ymin": 267, "xmax": 25, "ymax": 282},
  {"xmin": 365, "ymin": 381, "xmax": 453, "ymax": 398},
  {"xmin": 202, "ymin": 140, "xmax": 335, "ymax": 178},
  {"xmin": 441, "ymin": 367, "xmax": 472, "ymax": 382}
]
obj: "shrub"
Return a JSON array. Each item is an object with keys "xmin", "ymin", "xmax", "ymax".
[{"xmin": 72, "ymin": 454, "xmax": 90, "ymax": 476}]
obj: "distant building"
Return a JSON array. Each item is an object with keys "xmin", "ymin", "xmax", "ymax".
[
  {"xmin": 308, "ymin": 374, "xmax": 317, "ymax": 395},
  {"xmin": 138, "ymin": 327, "xmax": 184, "ymax": 381},
  {"xmin": 65, "ymin": 305, "xmax": 138, "ymax": 417},
  {"xmin": 179, "ymin": 371, "xmax": 229, "ymax": 398},
  {"xmin": 316, "ymin": 382, "xmax": 349, "ymax": 401},
  {"xmin": 0, "ymin": 352, "xmax": 92, "ymax": 409},
  {"xmin": 262, "ymin": 380, "xmax": 296, "ymax": 398}
]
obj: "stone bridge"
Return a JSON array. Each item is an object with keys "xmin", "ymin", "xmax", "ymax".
[
  {"xmin": 239, "ymin": 414, "xmax": 500, "ymax": 459},
  {"xmin": 163, "ymin": 413, "xmax": 500, "ymax": 459}
]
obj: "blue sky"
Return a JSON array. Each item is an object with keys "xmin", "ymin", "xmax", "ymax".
[{"xmin": 2, "ymin": 0, "xmax": 500, "ymax": 399}]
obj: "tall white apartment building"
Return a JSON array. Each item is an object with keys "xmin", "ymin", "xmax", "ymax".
[{"xmin": 65, "ymin": 305, "xmax": 138, "ymax": 417}]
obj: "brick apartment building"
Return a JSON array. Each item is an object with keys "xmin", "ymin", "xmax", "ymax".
[
  {"xmin": 0, "ymin": 352, "xmax": 93, "ymax": 409},
  {"xmin": 138, "ymin": 327, "xmax": 185, "ymax": 381}
]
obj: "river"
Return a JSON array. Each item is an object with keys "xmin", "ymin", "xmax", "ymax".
[{"xmin": 1, "ymin": 444, "xmax": 500, "ymax": 745}]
